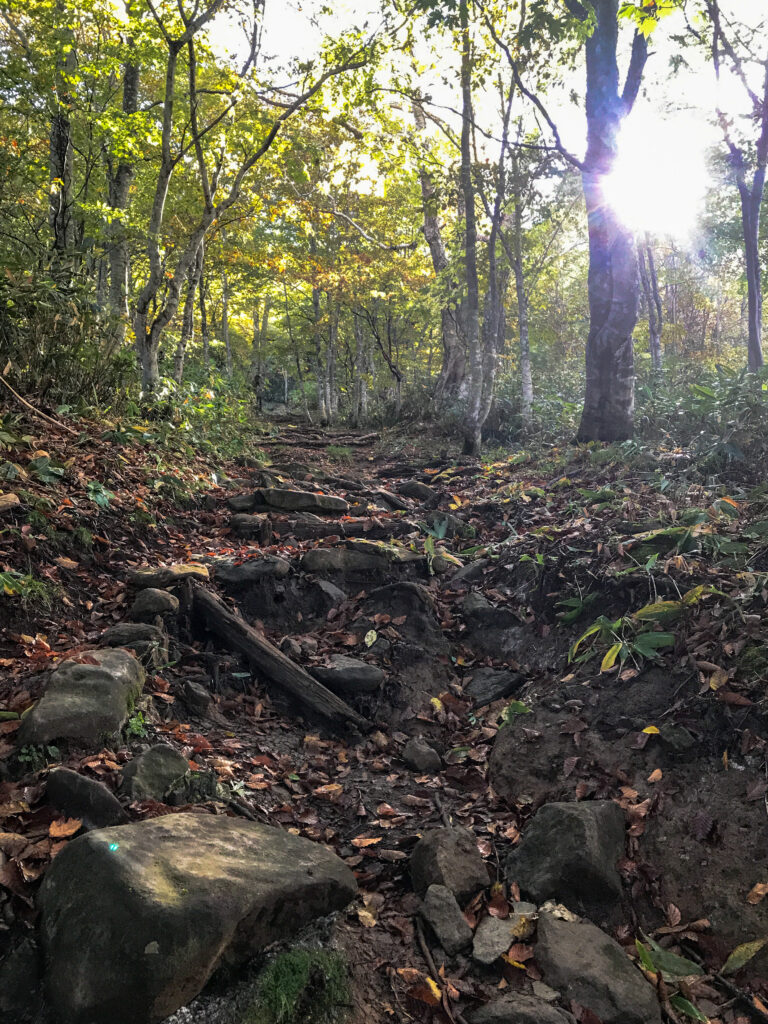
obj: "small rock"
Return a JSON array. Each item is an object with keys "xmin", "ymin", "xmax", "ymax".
[
  {"xmin": 464, "ymin": 667, "xmax": 523, "ymax": 707},
  {"xmin": 472, "ymin": 915, "xmax": 517, "ymax": 965},
  {"xmin": 101, "ymin": 622, "xmax": 169, "ymax": 669},
  {"xmin": 535, "ymin": 912, "xmax": 662, "ymax": 1024},
  {"xmin": 402, "ymin": 737, "xmax": 442, "ymax": 773},
  {"xmin": 0, "ymin": 492, "xmax": 21, "ymax": 513},
  {"xmin": 183, "ymin": 680, "xmax": 211, "ymax": 714},
  {"xmin": 229, "ymin": 513, "xmax": 272, "ymax": 543},
  {"xmin": 421, "ymin": 885, "xmax": 472, "ymax": 955},
  {"xmin": 312, "ymin": 655, "xmax": 385, "ymax": 694},
  {"xmin": 227, "ymin": 493, "xmax": 256, "ymax": 512},
  {"xmin": 129, "ymin": 563, "xmax": 209, "ymax": 589},
  {"xmin": 121, "ymin": 744, "xmax": 189, "ymax": 801},
  {"xmin": 214, "ymin": 556, "xmax": 290, "ymax": 585},
  {"xmin": 398, "ymin": 479, "xmax": 437, "ymax": 502},
  {"xmin": 280, "ymin": 637, "xmax": 303, "ymax": 660},
  {"xmin": 410, "ymin": 827, "xmax": 489, "ymax": 903},
  {"xmin": 450, "ymin": 558, "xmax": 489, "ymax": 584},
  {"xmin": 128, "ymin": 588, "xmax": 180, "ymax": 622},
  {"xmin": 38, "ymin": 814, "xmax": 357, "ymax": 1024},
  {"xmin": 506, "ymin": 801, "xmax": 625, "ymax": 913},
  {"xmin": 18, "ymin": 650, "xmax": 145, "ymax": 747},
  {"xmin": 468, "ymin": 994, "xmax": 575, "ymax": 1024},
  {"xmin": 463, "ymin": 591, "xmax": 517, "ymax": 629},
  {"xmin": 46, "ymin": 768, "xmax": 128, "ymax": 829}
]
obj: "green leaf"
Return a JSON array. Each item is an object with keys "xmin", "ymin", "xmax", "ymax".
[
  {"xmin": 669, "ymin": 995, "xmax": 708, "ymax": 1022},
  {"xmin": 634, "ymin": 600, "xmax": 683, "ymax": 624},
  {"xmin": 722, "ymin": 937, "xmax": 768, "ymax": 976},
  {"xmin": 632, "ymin": 632, "xmax": 675, "ymax": 658},
  {"xmin": 364, "ymin": 629, "xmax": 377, "ymax": 648},
  {"xmin": 640, "ymin": 936, "xmax": 704, "ymax": 979}
]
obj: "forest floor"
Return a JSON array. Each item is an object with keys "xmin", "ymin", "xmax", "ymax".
[{"xmin": 1, "ymin": 410, "xmax": 768, "ymax": 1024}]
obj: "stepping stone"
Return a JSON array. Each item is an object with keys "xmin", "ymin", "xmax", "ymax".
[
  {"xmin": 255, "ymin": 488, "xmax": 348, "ymax": 514},
  {"xmin": 535, "ymin": 912, "xmax": 662, "ymax": 1024},
  {"xmin": 301, "ymin": 548, "xmax": 384, "ymax": 574},
  {"xmin": 398, "ymin": 479, "xmax": 437, "ymax": 502},
  {"xmin": 410, "ymin": 827, "xmax": 489, "ymax": 903},
  {"xmin": 129, "ymin": 564, "xmax": 208, "ymax": 589},
  {"xmin": 468, "ymin": 994, "xmax": 576, "ymax": 1024},
  {"xmin": 421, "ymin": 885, "xmax": 472, "ymax": 955},
  {"xmin": 128, "ymin": 588, "xmax": 179, "ymax": 622},
  {"xmin": 213, "ymin": 555, "xmax": 290, "ymax": 585},
  {"xmin": 227, "ymin": 493, "xmax": 256, "ymax": 512},
  {"xmin": 312, "ymin": 655, "xmax": 385, "ymax": 694},
  {"xmin": 121, "ymin": 744, "xmax": 189, "ymax": 801},
  {"xmin": 46, "ymin": 769, "xmax": 128, "ymax": 829},
  {"xmin": 100, "ymin": 622, "xmax": 168, "ymax": 668},
  {"xmin": 229, "ymin": 513, "xmax": 271, "ymax": 542},
  {"xmin": 345, "ymin": 539, "xmax": 423, "ymax": 564},
  {"xmin": 38, "ymin": 814, "xmax": 357, "ymax": 1024},
  {"xmin": 17, "ymin": 650, "xmax": 145, "ymax": 747}
]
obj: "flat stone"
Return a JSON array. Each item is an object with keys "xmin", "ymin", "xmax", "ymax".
[
  {"xmin": 46, "ymin": 768, "xmax": 128, "ymax": 829},
  {"xmin": 255, "ymin": 487, "xmax": 348, "ymax": 514},
  {"xmin": 301, "ymin": 548, "xmax": 384, "ymax": 574},
  {"xmin": 506, "ymin": 802, "xmax": 625, "ymax": 913},
  {"xmin": 100, "ymin": 622, "xmax": 168, "ymax": 668},
  {"xmin": 227, "ymin": 493, "xmax": 256, "ymax": 512},
  {"xmin": 469, "ymin": 994, "xmax": 576, "ymax": 1024},
  {"xmin": 472, "ymin": 904, "xmax": 537, "ymax": 965},
  {"xmin": 183, "ymin": 680, "xmax": 211, "ymax": 714},
  {"xmin": 463, "ymin": 591, "xmax": 517, "ymax": 629},
  {"xmin": 17, "ymin": 650, "xmax": 145, "ymax": 746},
  {"xmin": 375, "ymin": 488, "xmax": 410, "ymax": 510},
  {"xmin": 465, "ymin": 668, "xmax": 523, "ymax": 707},
  {"xmin": 535, "ymin": 913, "xmax": 662, "ymax": 1024},
  {"xmin": 345, "ymin": 539, "xmax": 423, "ymax": 564},
  {"xmin": 398, "ymin": 479, "xmax": 437, "ymax": 502},
  {"xmin": 121, "ymin": 744, "xmax": 190, "ymax": 801},
  {"xmin": 128, "ymin": 589, "xmax": 179, "ymax": 622},
  {"xmin": 38, "ymin": 814, "xmax": 357, "ymax": 1024},
  {"xmin": 229, "ymin": 513, "xmax": 272, "ymax": 543},
  {"xmin": 129, "ymin": 564, "xmax": 209, "ymax": 589},
  {"xmin": 410, "ymin": 827, "xmax": 489, "ymax": 903},
  {"xmin": 421, "ymin": 885, "xmax": 472, "ymax": 955},
  {"xmin": 213, "ymin": 555, "xmax": 291, "ymax": 585},
  {"xmin": 402, "ymin": 737, "xmax": 442, "ymax": 773},
  {"xmin": 312, "ymin": 655, "xmax": 385, "ymax": 694}
]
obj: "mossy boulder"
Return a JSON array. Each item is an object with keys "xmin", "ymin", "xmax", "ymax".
[{"xmin": 38, "ymin": 814, "xmax": 357, "ymax": 1024}]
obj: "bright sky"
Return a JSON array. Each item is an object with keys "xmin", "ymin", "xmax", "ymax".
[{"xmin": 212, "ymin": 0, "xmax": 753, "ymax": 242}]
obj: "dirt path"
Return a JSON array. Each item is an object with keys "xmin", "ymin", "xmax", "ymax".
[{"xmin": 1, "ymin": 420, "xmax": 768, "ymax": 1023}]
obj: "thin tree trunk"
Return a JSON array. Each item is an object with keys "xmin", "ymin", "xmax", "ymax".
[
  {"xmin": 199, "ymin": 240, "xmax": 210, "ymax": 368},
  {"xmin": 221, "ymin": 271, "xmax": 232, "ymax": 378},
  {"xmin": 107, "ymin": 49, "xmax": 139, "ymax": 350},
  {"xmin": 638, "ymin": 234, "xmax": 662, "ymax": 370},
  {"xmin": 740, "ymin": 184, "xmax": 765, "ymax": 371},
  {"xmin": 49, "ymin": 20, "xmax": 76, "ymax": 260},
  {"xmin": 284, "ymin": 281, "xmax": 311, "ymax": 423},
  {"xmin": 173, "ymin": 242, "xmax": 202, "ymax": 382}
]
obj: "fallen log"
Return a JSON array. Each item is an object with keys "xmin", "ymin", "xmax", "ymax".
[{"xmin": 191, "ymin": 584, "xmax": 371, "ymax": 733}]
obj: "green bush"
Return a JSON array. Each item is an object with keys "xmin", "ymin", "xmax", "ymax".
[{"xmin": 243, "ymin": 949, "xmax": 350, "ymax": 1024}]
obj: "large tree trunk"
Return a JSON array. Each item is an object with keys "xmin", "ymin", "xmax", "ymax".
[
  {"xmin": 576, "ymin": 0, "xmax": 647, "ymax": 442},
  {"xmin": 740, "ymin": 183, "xmax": 765, "ymax": 371}
]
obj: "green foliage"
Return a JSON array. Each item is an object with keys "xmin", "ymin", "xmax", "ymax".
[
  {"xmin": 498, "ymin": 700, "xmax": 532, "ymax": 727},
  {"xmin": 125, "ymin": 711, "xmax": 148, "ymax": 740},
  {"xmin": 244, "ymin": 949, "xmax": 350, "ymax": 1024},
  {"xmin": 0, "ymin": 570, "xmax": 56, "ymax": 609},
  {"xmin": 17, "ymin": 744, "xmax": 60, "ymax": 771},
  {"xmin": 86, "ymin": 480, "xmax": 116, "ymax": 508}
]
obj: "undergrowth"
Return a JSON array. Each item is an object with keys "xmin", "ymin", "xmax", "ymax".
[{"xmin": 243, "ymin": 950, "xmax": 350, "ymax": 1024}]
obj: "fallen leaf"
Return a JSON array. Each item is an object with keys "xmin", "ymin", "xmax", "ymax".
[
  {"xmin": 747, "ymin": 882, "xmax": 768, "ymax": 905},
  {"xmin": 49, "ymin": 817, "xmax": 82, "ymax": 838}
]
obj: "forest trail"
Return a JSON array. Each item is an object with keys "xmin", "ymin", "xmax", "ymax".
[{"xmin": 1, "ymin": 418, "xmax": 768, "ymax": 1024}]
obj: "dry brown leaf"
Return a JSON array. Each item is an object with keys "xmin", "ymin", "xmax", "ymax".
[
  {"xmin": 747, "ymin": 882, "xmax": 768, "ymax": 905},
  {"xmin": 49, "ymin": 817, "xmax": 82, "ymax": 838}
]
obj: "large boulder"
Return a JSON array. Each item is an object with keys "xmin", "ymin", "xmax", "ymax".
[
  {"xmin": 506, "ymin": 801, "xmax": 625, "ymax": 916},
  {"xmin": 312, "ymin": 655, "xmax": 385, "ymax": 694},
  {"xmin": 46, "ymin": 769, "xmax": 128, "ymax": 829},
  {"xmin": 121, "ymin": 744, "xmax": 189, "ymax": 801},
  {"xmin": 17, "ymin": 650, "xmax": 144, "ymax": 747},
  {"xmin": 469, "ymin": 994, "xmax": 575, "ymax": 1024},
  {"xmin": 410, "ymin": 827, "xmax": 488, "ymax": 904},
  {"xmin": 38, "ymin": 814, "xmax": 357, "ymax": 1024},
  {"xmin": 255, "ymin": 488, "xmax": 348, "ymax": 513},
  {"xmin": 535, "ymin": 913, "xmax": 662, "ymax": 1024},
  {"xmin": 129, "ymin": 564, "xmax": 209, "ymax": 589}
]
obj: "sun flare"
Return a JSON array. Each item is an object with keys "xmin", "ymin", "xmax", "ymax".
[{"xmin": 603, "ymin": 110, "xmax": 710, "ymax": 239}]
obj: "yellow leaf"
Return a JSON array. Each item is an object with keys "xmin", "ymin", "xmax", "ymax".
[
  {"xmin": 709, "ymin": 668, "xmax": 729, "ymax": 690},
  {"xmin": 364, "ymin": 630, "xmax": 377, "ymax": 648},
  {"xmin": 600, "ymin": 642, "xmax": 622, "ymax": 673},
  {"xmin": 430, "ymin": 697, "xmax": 444, "ymax": 713},
  {"xmin": 357, "ymin": 908, "xmax": 377, "ymax": 928},
  {"xmin": 642, "ymin": 725, "xmax": 660, "ymax": 735}
]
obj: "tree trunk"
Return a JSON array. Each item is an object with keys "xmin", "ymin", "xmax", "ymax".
[
  {"xmin": 458, "ymin": 0, "xmax": 482, "ymax": 456},
  {"xmin": 221, "ymin": 270, "xmax": 232, "ymax": 378},
  {"xmin": 173, "ymin": 243, "xmax": 202, "ymax": 383},
  {"xmin": 199, "ymin": 241, "xmax": 210, "ymax": 367},
  {"xmin": 49, "ymin": 29, "xmax": 76, "ymax": 259},
  {"xmin": 638, "ymin": 234, "xmax": 662, "ymax": 370},
  {"xmin": 351, "ymin": 312, "xmax": 367, "ymax": 428},
  {"xmin": 514, "ymin": 260, "xmax": 533, "ymax": 427},
  {"xmin": 576, "ymin": 0, "xmax": 647, "ymax": 442},
  {"xmin": 107, "ymin": 52, "xmax": 139, "ymax": 350},
  {"xmin": 740, "ymin": 183, "xmax": 765, "ymax": 371}
]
